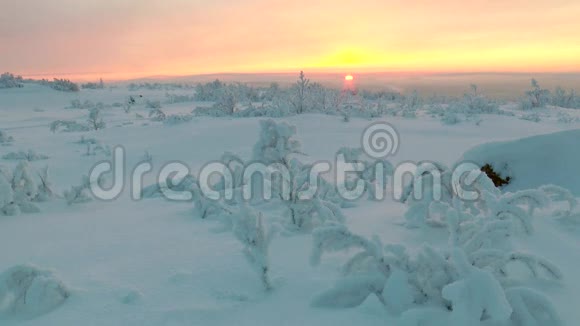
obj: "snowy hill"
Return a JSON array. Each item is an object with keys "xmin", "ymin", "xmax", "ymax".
[
  {"xmin": 460, "ymin": 129, "xmax": 580, "ymax": 194},
  {"xmin": 1, "ymin": 83, "xmax": 580, "ymax": 325}
]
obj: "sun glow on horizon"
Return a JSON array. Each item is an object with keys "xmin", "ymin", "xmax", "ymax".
[{"xmin": 3, "ymin": 0, "xmax": 580, "ymax": 80}]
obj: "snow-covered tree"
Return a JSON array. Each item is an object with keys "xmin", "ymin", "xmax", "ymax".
[
  {"xmin": 521, "ymin": 79, "xmax": 550, "ymax": 109},
  {"xmin": 463, "ymin": 84, "xmax": 499, "ymax": 114},
  {"xmin": 0, "ymin": 163, "xmax": 57, "ymax": 215},
  {"xmin": 306, "ymin": 82, "xmax": 340, "ymax": 113},
  {"xmin": 0, "ymin": 72, "xmax": 24, "ymax": 88},
  {"xmin": 50, "ymin": 78, "xmax": 79, "ymax": 92},
  {"xmin": 194, "ymin": 79, "xmax": 225, "ymax": 101},
  {"xmin": 212, "ymin": 87, "xmax": 237, "ymax": 115},
  {"xmin": 401, "ymin": 90, "xmax": 422, "ymax": 117},
  {"xmin": 291, "ymin": 71, "xmax": 310, "ymax": 114},
  {"xmin": 232, "ymin": 206, "xmax": 277, "ymax": 290},
  {"xmin": 87, "ymin": 107, "xmax": 106, "ymax": 130},
  {"xmin": 273, "ymin": 159, "xmax": 345, "ymax": 231},
  {"xmin": 252, "ymin": 119, "xmax": 302, "ymax": 165},
  {"xmin": 10, "ymin": 161, "xmax": 39, "ymax": 213},
  {"xmin": 81, "ymin": 78, "xmax": 105, "ymax": 89},
  {"xmin": 551, "ymin": 86, "xmax": 578, "ymax": 109}
]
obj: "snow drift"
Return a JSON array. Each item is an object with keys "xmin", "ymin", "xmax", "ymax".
[
  {"xmin": 0, "ymin": 265, "xmax": 69, "ymax": 319},
  {"xmin": 459, "ymin": 129, "xmax": 580, "ymax": 195}
]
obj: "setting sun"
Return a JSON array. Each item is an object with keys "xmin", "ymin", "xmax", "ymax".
[{"xmin": 345, "ymin": 75, "xmax": 354, "ymax": 81}]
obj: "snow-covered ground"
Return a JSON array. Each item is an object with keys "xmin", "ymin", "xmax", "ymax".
[{"xmin": 1, "ymin": 83, "xmax": 579, "ymax": 325}]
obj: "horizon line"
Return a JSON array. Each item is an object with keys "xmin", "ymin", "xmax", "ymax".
[{"xmin": 16, "ymin": 69, "xmax": 580, "ymax": 83}]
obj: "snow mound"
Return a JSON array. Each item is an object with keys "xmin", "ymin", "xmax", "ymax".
[
  {"xmin": 0, "ymin": 265, "xmax": 69, "ymax": 318},
  {"xmin": 459, "ymin": 129, "xmax": 580, "ymax": 195}
]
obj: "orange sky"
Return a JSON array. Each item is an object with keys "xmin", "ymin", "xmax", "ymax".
[{"xmin": 1, "ymin": 0, "xmax": 579, "ymax": 80}]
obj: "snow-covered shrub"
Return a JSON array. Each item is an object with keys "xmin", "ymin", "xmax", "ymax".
[
  {"xmin": 0, "ymin": 72, "xmax": 24, "ymax": 88},
  {"xmin": 83, "ymin": 142, "xmax": 111, "ymax": 157},
  {"xmin": 192, "ymin": 185, "xmax": 233, "ymax": 223},
  {"xmin": 401, "ymin": 108, "xmax": 417, "ymax": 119},
  {"xmin": 165, "ymin": 92, "xmax": 195, "ymax": 104},
  {"xmin": 426, "ymin": 103, "xmax": 445, "ymax": 118},
  {"xmin": 75, "ymin": 136, "xmax": 99, "ymax": 145},
  {"xmin": 0, "ymin": 162, "xmax": 42, "ymax": 215},
  {"xmin": 63, "ymin": 176, "xmax": 94, "ymax": 205},
  {"xmin": 212, "ymin": 88, "xmax": 238, "ymax": 115},
  {"xmin": 0, "ymin": 171, "xmax": 14, "ymax": 215},
  {"xmin": 35, "ymin": 166, "xmax": 55, "ymax": 202},
  {"xmin": 556, "ymin": 112, "xmax": 576, "ymax": 124},
  {"xmin": 399, "ymin": 161, "xmax": 455, "ymax": 227},
  {"xmin": 192, "ymin": 105, "xmax": 229, "ymax": 117},
  {"xmin": 0, "ymin": 265, "xmax": 69, "ymax": 318},
  {"xmin": 211, "ymin": 152, "xmax": 246, "ymax": 195},
  {"xmin": 141, "ymin": 173, "xmax": 234, "ymax": 228},
  {"xmin": 463, "ymin": 84, "xmax": 500, "ymax": 114},
  {"xmin": 340, "ymin": 110, "xmax": 351, "ymax": 122},
  {"xmin": 232, "ymin": 206, "xmax": 277, "ymax": 290},
  {"xmin": 87, "ymin": 107, "xmax": 106, "ymax": 130},
  {"xmin": 310, "ymin": 221, "xmax": 562, "ymax": 325},
  {"xmin": 129, "ymin": 82, "xmax": 193, "ymax": 91},
  {"xmin": 0, "ymin": 129, "xmax": 14, "ymax": 145},
  {"xmin": 81, "ymin": 78, "xmax": 105, "ymax": 89},
  {"xmin": 10, "ymin": 161, "xmax": 41, "ymax": 214},
  {"xmin": 401, "ymin": 164, "xmax": 558, "ymax": 234},
  {"xmin": 551, "ymin": 86, "xmax": 578, "ymax": 109},
  {"xmin": 440, "ymin": 111, "xmax": 461, "ymax": 125},
  {"xmin": 306, "ymin": 82, "xmax": 340, "ymax": 114},
  {"xmin": 403, "ymin": 90, "xmax": 422, "ymax": 110},
  {"xmin": 520, "ymin": 113, "xmax": 541, "ymax": 123},
  {"xmin": 252, "ymin": 119, "xmax": 302, "ymax": 165},
  {"xmin": 505, "ymin": 287, "xmax": 561, "ymax": 326},
  {"xmin": 521, "ymin": 79, "xmax": 550, "ymax": 109},
  {"xmin": 145, "ymin": 99, "xmax": 162, "ymax": 109},
  {"xmin": 164, "ymin": 114, "xmax": 193, "ymax": 125},
  {"xmin": 441, "ymin": 200, "xmax": 561, "ymax": 278},
  {"xmin": 141, "ymin": 174, "xmax": 197, "ymax": 199},
  {"xmin": 148, "ymin": 107, "xmax": 166, "ymax": 121},
  {"xmin": 233, "ymin": 103, "xmax": 292, "ymax": 118},
  {"xmin": 49, "ymin": 120, "xmax": 90, "ymax": 133},
  {"xmin": 336, "ymin": 147, "xmax": 394, "ymax": 200},
  {"xmin": 194, "ymin": 79, "xmax": 225, "ymax": 101},
  {"xmin": 50, "ymin": 78, "xmax": 79, "ymax": 92},
  {"xmin": 280, "ymin": 160, "xmax": 346, "ymax": 231},
  {"xmin": 66, "ymin": 99, "xmax": 96, "ymax": 110},
  {"xmin": 2, "ymin": 149, "xmax": 49, "ymax": 161},
  {"xmin": 123, "ymin": 96, "xmax": 137, "ymax": 113}
]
